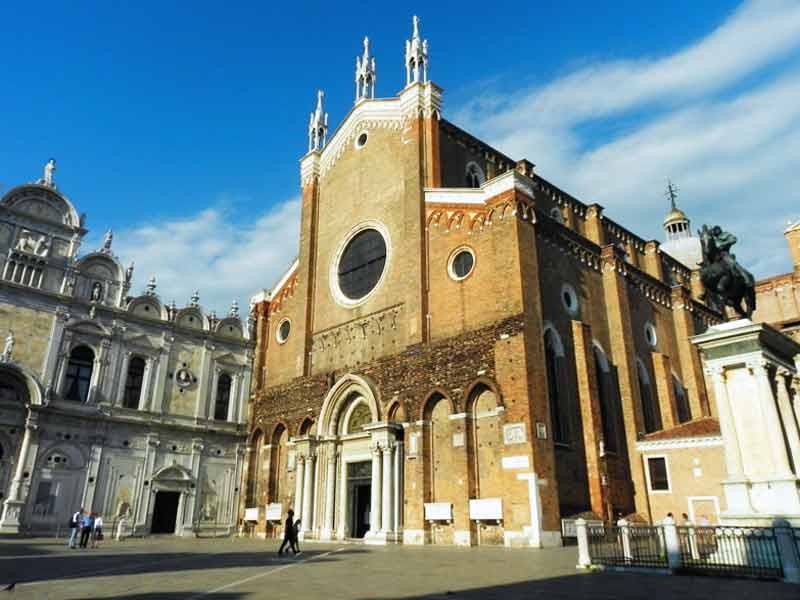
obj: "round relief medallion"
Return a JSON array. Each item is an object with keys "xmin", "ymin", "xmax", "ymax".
[{"xmin": 175, "ymin": 367, "xmax": 195, "ymax": 389}]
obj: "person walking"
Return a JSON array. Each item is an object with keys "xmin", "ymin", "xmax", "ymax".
[
  {"xmin": 68, "ymin": 508, "xmax": 84, "ymax": 549},
  {"xmin": 278, "ymin": 510, "xmax": 298, "ymax": 556},
  {"xmin": 79, "ymin": 512, "xmax": 95, "ymax": 549},
  {"xmin": 291, "ymin": 519, "xmax": 302, "ymax": 556},
  {"xmin": 92, "ymin": 515, "xmax": 104, "ymax": 548}
]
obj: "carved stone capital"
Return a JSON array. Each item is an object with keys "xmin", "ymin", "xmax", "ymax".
[{"xmin": 703, "ymin": 364, "xmax": 726, "ymax": 380}]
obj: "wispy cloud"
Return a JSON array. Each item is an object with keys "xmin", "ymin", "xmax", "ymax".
[
  {"xmin": 454, "ymin": 0, "xmax": 800, "ymax": 278},
  {"xmin": 96, "ymin": 197, "xmax": 301, "ymax": 315}
]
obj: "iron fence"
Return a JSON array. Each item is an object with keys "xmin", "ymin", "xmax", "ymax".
[
  {"xmin": 587, "ymin": 525, "xmax": 668, "ymax": 568},
  {"xmin": 677, "ymin": 526, "xmax": 783, "ymax": 579}
]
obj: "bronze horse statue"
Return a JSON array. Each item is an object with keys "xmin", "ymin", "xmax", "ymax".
[{"xmin": 698, "ymin": 225, "xmax": 756, "ymax": 319}]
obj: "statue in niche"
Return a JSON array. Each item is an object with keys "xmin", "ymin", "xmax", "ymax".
[
  {"xmin": 698, "ymin": 224, "xmax": 756, "ymax": 318},
  {"xmin": 125, "ymin": 262, "xmax": 134, "ymax": 286},
  {"xmin": 91, "ymin": 282, "xmax": 103, "ymax": 302},
  {"xmin": 1, "ymin": 330, "xmax": 14, "ymax": 362}
]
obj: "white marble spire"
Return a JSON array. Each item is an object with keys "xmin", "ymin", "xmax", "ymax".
[
  {"xmin": 355, "ymin": 36, "xmax": 376, "ymax": 103},
  {"xmin": 308, "ymin": 90, "xmax": 329, "ymax": 152},
  {"xmin": 405, "ymin": 15, "xmax": 429, "ymax": 86}
]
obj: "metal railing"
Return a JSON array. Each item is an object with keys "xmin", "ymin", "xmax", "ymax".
[
  {"xmin": 587, "ymin": 524, "xmax": 668, "ymax": 568},
  {"xmin": 677, "ymin": 526, "xmax": 783, "ymax": 579},
  {"xmin": 576, "ymin": 518, "xmax": 800, "ymax": 582}
]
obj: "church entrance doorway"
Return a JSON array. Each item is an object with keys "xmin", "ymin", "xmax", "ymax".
[
  {"xmin": 347, "ymin": 461, "xmax": 371, "ymax": 538},
  {"xmin": 151, "ymin": 491, "xmax": 180, "ymax": 534}
]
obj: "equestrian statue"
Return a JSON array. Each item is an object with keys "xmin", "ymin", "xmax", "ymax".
[{"xmin": 698, "ymin": 224, "xmax": 756, "ymax": 319}]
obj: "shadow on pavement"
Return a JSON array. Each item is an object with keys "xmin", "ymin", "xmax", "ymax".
[
  {"xmin": 89, "ymin": 595, "xmax": 244, "ymax": 600},
  {"xmin": 1, "ymin": 547, "xmax": 364, "ymax": 587},
  {"xmin": 352, "ymin": 571, "xmax": 798, "ymax": 600}
]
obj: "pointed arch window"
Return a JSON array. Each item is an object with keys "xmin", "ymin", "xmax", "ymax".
[
  {"xmin": 64, "ymin": 346, "xmax": 94, "ymax": 403},
  {"xmin": 637, "ymin": 360, "xmax": 662, "ymax": 433},
  {"xmin": 593, "ymin": 347, "xmax": 619, "ymax": 454},
  {"xmin": 123, "ymin": 356, "xmax": 146, "ymax": 409},
  {"xmin": 672, "ymin": 376, "xmax": 692, "ymax": 424},
  {"xmin": 465, "ymin": 163, "xmax": 485, "ymax": 189},
  {"xmin": 214, "ymin": 373, "xmax": 232, "ymax": 421},
  {"xmin": 545, "ymin": 330, "xmax": 570, "ymax": 444}
]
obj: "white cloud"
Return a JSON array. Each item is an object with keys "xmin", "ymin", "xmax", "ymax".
[
  {"xmin": 96, "ymin": 197, "xmax": 301, "ymax": 315},
  {"xmin": 453, "ymin": 0, "xmax": 800, "ymax": 279}
]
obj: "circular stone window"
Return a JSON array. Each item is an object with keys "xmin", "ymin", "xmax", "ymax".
[
  {"xmin": 332, "ymin": 224, "xmax": 389, "ymax": 306},
  {"xmin": 277, "ymin": 318, "xmax": 291, "ymax": 344},
  {"xmin": 561, "ymin": 283, "xmax": 579, "ymax": 317},
  {"xmin": 355, "ymin": 132, "xmax": 368, "ymax": 149},
  {"xmin": 644, "ymin": 321, "xmax": 658, "ymax": 348},
  {"xmin": 448, "ymin": 247, "xmax": 475, "ymax": 281}
]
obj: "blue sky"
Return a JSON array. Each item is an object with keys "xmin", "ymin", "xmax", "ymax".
[{"xmin": 1, "ymin": 0, "xmax": 798, "ymax": 312}]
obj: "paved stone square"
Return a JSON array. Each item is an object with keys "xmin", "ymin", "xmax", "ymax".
[{"xmin": 0, "ymin": 537, "xmax": 796, "ymax": 599}]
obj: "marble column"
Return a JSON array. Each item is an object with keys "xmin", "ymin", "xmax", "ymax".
[
  {"xmin": 381, "ymin": 443, "xmax": 394, "ymax": 533},
  {"xmin": 139, "ymin": 358, "xmax": 154, "ymax": 411},
  {"xmin": 301, "ymin": 453, "xmax": 315, "ymax": 533},
  {"xmin": 369, "ymin": 445, "xmax": 382, "ymax": 533},
  {"xmin": 194, "ymin": 342, "xmax": 213, "ymax": 420},
  {"xmin": 321, "ymin": 452, "xmax": 337, "ymax": 539},
  {"xmin": 337, "ymin": 457, "xmax": 348, "ymax": 539},
  {"xmin": 294, "ymin": 456, "xmax": 305, "ymax": 518},
  {"xmin": 750, "ymin": 359, "xmax": 793, "ymax": 477},
  {"xmin": 394, "ymin": 440, "xmax": 403, "ymax": 533},
  {"xmin": 793, "ymin": 377, "xmax": 800, "ymax": 436},
  {"xmin": 87, "ymin": 340, "xmax": 111, "ymax": 404},
  {"xmin": 706, "ymin": 366, "xmax": 744, "ymax": 477},
  {"xmin": 115, "ymin": 351, "xmax": 132, "ymax": 407},
  {"xmin": 775, "ymin": 369, "xmax": 800, "ymax": 475}
]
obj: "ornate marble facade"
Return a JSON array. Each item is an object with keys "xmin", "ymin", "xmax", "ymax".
[{"xmin": 0, "ymin": 167, "xmax": 253, "ymax": 536}]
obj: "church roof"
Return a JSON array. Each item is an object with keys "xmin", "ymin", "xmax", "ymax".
[{"xmin": 642, "ymin": 417, "xmax": 720, "ymax": 441}]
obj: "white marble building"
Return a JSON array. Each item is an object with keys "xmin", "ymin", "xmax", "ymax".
[{"xmin": 0, "ymin": 162, "xmax": 253, "ymax": 536}]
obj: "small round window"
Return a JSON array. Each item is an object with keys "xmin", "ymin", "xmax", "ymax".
[
  {"xmin": 448, "ymin": 247, "xmax": 475, "ymax": 281},
  {"xmin": 355, "ymin": 132, "xmax": 368, "ymax": 149},
  {"xmin": 337, "ymin": 228, "xmax": 387, "ymax": 301},
  {"xmin": 561, "ymin": 283, "xmax": 579, "ymax": 317},
  {"xmin": 644, "ymin": 321, "xmax": 657, "ymax": 348},
  {"xmin": 277, "ymin": 319, "xmax": 291, "ymax": 344}
]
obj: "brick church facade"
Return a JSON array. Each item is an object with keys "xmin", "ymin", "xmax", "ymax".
[{"xmin": 243, "ymin": 18, "xmax": 725, "ymax": 547}]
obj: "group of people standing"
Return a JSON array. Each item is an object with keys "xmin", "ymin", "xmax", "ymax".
[{"xmin": 68, "ymin": 508, "xmax": 104, "ymax": 549}]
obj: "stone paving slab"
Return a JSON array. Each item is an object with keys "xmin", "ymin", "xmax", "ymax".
[{"xmin": 0, "ymin": 537, "xmax": 795, "ymax": 599}]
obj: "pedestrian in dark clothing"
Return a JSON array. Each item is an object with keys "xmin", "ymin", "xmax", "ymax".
[
  {"xmin": 292, "ymin": 520, "xmax": 302, "ymax": 555},
  {"xmin": 79, "ymin": 512, "xmax": 95, "ymax": 548},
  {"xmin": 278, "ymin": 510, "xmax": 297, "ymax": 555}
]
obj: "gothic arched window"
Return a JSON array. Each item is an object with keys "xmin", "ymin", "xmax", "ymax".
[
  {"xmin": 545, "ymin": 329, "xmax": 570, "ymax": 444},
  {"xmin": 214, "ymin": 374, "xmax": 232, "ymax": 421},
  {"xmin": 673, "ymin": 376, "xmax": 692, "ymax": 424},
  {"xmin": 637, "ymin": 360, "xmax": 662, "ymax": 433},
  {"xmin": 123, "ymin": 357, "xmax": 146, "ymax": 409},
  {"xmin": 465, "ymin": 163, "xmax": 484, "ymax": 188},
  {"xmin": 593, "ymin": 347, "xmax": 619, "ymax": 453},
  {"xmin": 64, "ymin": 346, "xmax": 94, "ymax": 403}
]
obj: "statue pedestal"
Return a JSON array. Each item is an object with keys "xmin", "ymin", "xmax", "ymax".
[
  {"xmin": 0, "ymin": 499, "xmax": 25, "ymax": 534},
  {"xmin": 692, "ymin": 319, "xmax": 800, "ymax": 526}
]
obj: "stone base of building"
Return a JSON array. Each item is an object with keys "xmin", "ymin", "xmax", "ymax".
[
  {"xmin": 723, "ymin": 476, "xmax": 800, "ymax": 523},
  {"xmin": 364, "ymin": 530, "xmax": 401, "ymax": 545}
]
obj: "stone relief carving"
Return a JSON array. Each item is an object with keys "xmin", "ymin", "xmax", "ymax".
[
  {"xmin": 15, "ymin": 230, "xmax": 49, "ymax": 256},
  {"xmin": 311, "ymin": 305, "xmax": 401, "ymax": 355}
]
